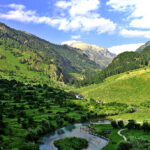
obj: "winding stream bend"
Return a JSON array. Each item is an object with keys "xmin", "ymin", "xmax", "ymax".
[{"xmin": 40, "ymin": 122, "xmax": 109, "ymax": 150}]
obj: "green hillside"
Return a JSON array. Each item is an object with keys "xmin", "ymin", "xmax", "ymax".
[
  {"xmin": 0, "ymin": 22, "xmax": 99, "ymax": 84},
  {"xmin": 75, "ymin": 67, "xmax": 150, "ymax": 121},
  {"xmin": 0, "ymin": 45, "xmax": 62, "ymax": 87},
  {"xmin": 77, "ymin": 45, "xmax": 150, "ymax": 86},
  {"xmin": 101, "ymin": 43, "xmax": 150, "ymax": 81}
]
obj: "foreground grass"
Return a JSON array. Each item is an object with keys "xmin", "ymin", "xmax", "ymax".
[
  {"xmin": 91, "ymin": 124, "xmax": 150, "ymax": 150},
  {"xmin": 91, "ymin": 124, "xmax": 122, "ymax": 150},
  {"xmin": 122, "ymin": 129, "xmax": 150, "ymax": 140}
]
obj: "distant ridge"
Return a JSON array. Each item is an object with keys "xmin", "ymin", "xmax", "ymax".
[
  {"xmin": 63, "ymin": 41, "xmax": 116, "ymax": 68},
  {"xmin": 136, "ymin": 41, "xmax": 150, "ymax": 52}
]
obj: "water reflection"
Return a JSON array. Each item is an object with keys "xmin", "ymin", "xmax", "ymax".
[{"xmin": 65, "ymin": 124, "xmax": 76, "ymax": 132}]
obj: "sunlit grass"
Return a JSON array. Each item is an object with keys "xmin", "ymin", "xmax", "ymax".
[{"xmin": 75, "ymin": 67, "xmax": 150, "ymax": 121}]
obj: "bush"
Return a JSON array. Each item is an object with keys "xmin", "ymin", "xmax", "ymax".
[
  {"xmin": 111, "ymin": 120, "xmax": 118, "ymax": 128},
  {"xmin": 142, "ymin": 121, "xmax": 150, "ymax": 131},
  {"xmin": 118, "ymin": 120, "xmax": 124, "ymax": 128},
  {"xmin": 117, "ymin": 141, "xmax": 132, "ymax": 150},
  {"xmin": 126, "ymin": 120, "xmax": 136, "ymax": 130}
]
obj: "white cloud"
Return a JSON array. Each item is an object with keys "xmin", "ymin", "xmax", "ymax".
[
  {"xmin": 0, "ymin": 4, "xmax": 69, "ymax": 30},
  {"xmin": 71, "ymin": 35, "xmax": 80, "ymax": 39},
  {"xmin": 120, "ymin": 29, "xmax": 150, "ymax": 38},
  {"xmin": 56, "ymin": 0, "xmax": 100, "ymax": 16},
  {"xmin": 0, "ymin": 9, "xmax": 37, "ymax": 23},
  {"xmin": 61, "ymin": 14, "xmax": 116, "ymax": 33},
  {"xmin": 106, "ymin": 0, "xmax": 136, "ymax": 12},
  {"xmin": 55, "ymin": 1, "xmax": 71, "ymax": 9},
  {"xmin": 9, "ymin": 3, "xmax": 25, "ymax": 10},
  {"xmin": 130, "ymin": 17, "xmax": 150, "ymax": 29},
  {"xmin": 0, "ymin": 2, "xmax": 116, "ymax": 34},
  {"xmin": 55, "ymin": 0, "xmax": 116, "ymax": 33},
  {"xmin": 107, "ymin": 0, "xmax": 150, "ymax": 29},
  {"xmin": 108, "ymin": 43, "xmax": 144, "ymax": 55},
  {"xmin": 61, "ymin": 40, "xmax": 76, "ymax": 46},
  {"xmin": 68, "ymin": 0, "xmax": 100, "ymax": 17}
]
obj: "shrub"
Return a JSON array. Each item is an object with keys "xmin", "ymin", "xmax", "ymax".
[
  {"xmin": 111, "ymin": 120, "xmax": 118, "ymax": 128},
  {"xmin": 118, "ymin": 120, "xmax": 124, "ymax": 128},
  {"xmin": 117, "ymin": 141, "xmax": 132, "ymax": 150}
]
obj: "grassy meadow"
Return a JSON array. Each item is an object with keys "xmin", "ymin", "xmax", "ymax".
[
  {"xmin": 75, "ymin": 67, "xmax": 150, "ymax": 122},
  {"xmin": 91, "ymin": 124, "xmax": 122, "ymax": 150}
]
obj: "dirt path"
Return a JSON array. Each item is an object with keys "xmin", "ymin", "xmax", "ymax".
[{"xmin": 118, "ymin": 129, "xmax": 127, "ymax": 141}]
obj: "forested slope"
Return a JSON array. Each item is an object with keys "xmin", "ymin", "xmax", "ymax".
[{"xmin": 0, "ymin": 22, "xmax": 99, "ymax": 84}]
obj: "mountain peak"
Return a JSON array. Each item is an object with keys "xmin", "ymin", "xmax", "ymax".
[{"xmin": 71, "ymin": 41, "xmax": 104, "ymax": 52}]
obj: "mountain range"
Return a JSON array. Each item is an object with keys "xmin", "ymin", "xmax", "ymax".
[
  {"xmin": 63, "ymin": 41, "xmax": 116, "ymax": 68},
  {"xmin": 76, "ymin": 39, "xmax": 150, "ymax": 86}
]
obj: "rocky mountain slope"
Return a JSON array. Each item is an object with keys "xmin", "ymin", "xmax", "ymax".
[
  {"xmin": 65, "ymin": 41, "xmax": 116, "ymax": 68},
  {"xmin": 136, "ymin": 41, "xmax": 150, "ymax": 52}
]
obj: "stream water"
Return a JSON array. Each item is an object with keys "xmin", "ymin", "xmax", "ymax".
[{"xmin": 40, "ymin": 121, "xmax": 110, "ymax": 150}]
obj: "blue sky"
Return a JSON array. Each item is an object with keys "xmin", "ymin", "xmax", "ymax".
[{"xmin": 0, "ymin": 0, "xmax": 150, "ymax": 54}]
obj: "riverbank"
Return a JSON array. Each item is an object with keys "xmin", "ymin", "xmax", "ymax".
[{"xmin": 40, "ymin": 122, "xmax": 109, "ymax": 150}]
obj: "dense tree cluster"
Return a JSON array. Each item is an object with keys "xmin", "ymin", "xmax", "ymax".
[{"xmin": 111, "ymin": 120, "xmax": 150, "ymax": 131}]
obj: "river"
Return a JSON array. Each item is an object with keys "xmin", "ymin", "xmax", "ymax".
[{"xmin": 40, "ymin": 121, "xmax": 110, "ymax": 150}]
